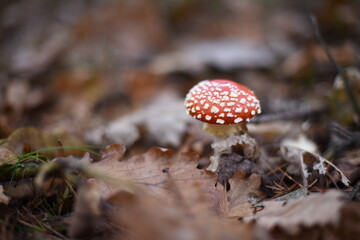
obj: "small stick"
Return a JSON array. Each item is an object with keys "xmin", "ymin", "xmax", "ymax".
[
  {"xmin": 277, "ymin": 167, "xmax": 303, "ymax": 188},
  {"xmin": 20, "ymin": 207, "xmax": 67, "ymax": 239},
  {"xmin": 308, "ymin": 14, "xmax": 360, "ymax": 124},
  {"xmin": 251, "ymin": 105, "xmax": 328, "ymax": 124}
]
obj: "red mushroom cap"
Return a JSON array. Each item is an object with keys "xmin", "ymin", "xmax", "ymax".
[{"xmin": 185, "ymin": 79, "xmax": 261, "ymax": 125}]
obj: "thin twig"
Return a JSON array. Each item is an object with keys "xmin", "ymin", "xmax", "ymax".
[
  {"xmin": 277, "ymin": 167, "xmax": 303, "ymax": 188},
  {"xmin": 308, "ymin": 178, "xmax": 318, "ymax": 189},
  {"xmin": 251, "ymin": 105, "xmax": 328, "ymax": 124},
  {"xmin": 21, "ymin": 207, "xmax": 67, "ymax": 239},
  {"xmin": 17, "ymin": 218, "xmax": 64, "ymax": 240},
  {"xmin": 308, "ymin": 14, "xmax": 360, "ymax": 124}
]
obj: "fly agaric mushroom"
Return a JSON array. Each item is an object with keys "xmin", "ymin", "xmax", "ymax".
[{"xmin": 185, "ymin": 79, "xmax": 261, "ymax": 172}]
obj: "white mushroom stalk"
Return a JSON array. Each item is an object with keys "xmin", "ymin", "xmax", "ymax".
[{"xmin": 184, "ymin": 79, "xmax": 261, "ymax": 172}]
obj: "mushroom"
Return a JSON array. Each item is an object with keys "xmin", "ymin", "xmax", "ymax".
[{"xmin": 184, "ymin": 79, "xmax": 261, "ymax": 172}]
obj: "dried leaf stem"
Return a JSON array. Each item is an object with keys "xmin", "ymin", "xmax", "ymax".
[{"xmin": 251, "ymin": 105, "xmax": 328, "ymax": 124}]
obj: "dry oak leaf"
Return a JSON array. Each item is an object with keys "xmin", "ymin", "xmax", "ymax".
[
  {"xmin": 218, "ymin": 171, "xmax": 262, "ymax": 218},
  {"xmin": 91, "ymin": 146, "xmax": 218, "ymax": 206},
  {"xmin": 100, "ymin": 143, "xmax": 126, "ymax": 162},
  {"xmin": 105, "ymin": 189, "xmax": 256, "ymax": 240},
  {"xmin": 245, "ymin": 190, "xmax": 345, "ymax": 235}
]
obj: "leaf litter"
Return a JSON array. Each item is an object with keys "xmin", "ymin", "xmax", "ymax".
[
  {"xmin": 1, "ymin": 1, "xmax": 360, "ymax": 239},
  {"xmin": 68, "ymin": 145, "xmax": 257, "ymax": 240}
]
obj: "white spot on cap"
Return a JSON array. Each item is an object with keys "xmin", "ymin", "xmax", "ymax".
[
  {"xmin": 219, "ymin": 113, "xmax": 225, "ymax": 117},
  {"xmin": 204, "ymin": 103, "xmax": 209, "ymax": 109},
  {"xmin": 195, "ymin": 106, "xmax": 200, "ymax": 111},
  {"xmin": 191, "ymin": 107, "xmax": 196, "ymax": 113},
  {"xmin": 234, "ymin": 118, "xmax": 243, "ymax": 123},
  {"xmin": 200, "ymin": 100, "xmax": 206, "ymax": 105},
  {"xmin": 240, "ymin": 98, "xmax": 246, "ymax": 104},
  {"xmin": 227, "ymin": 102, "xmax": 235, "ymax": 106},
  {"xmin": 257, "ymin": 109, "xmax": 262, "ymax": 114},
  {"xmin": 220, "ymin": 102, "xmax": 225, "ymax": 107},
  {"xmin": 211, "ymin": 106, "xmax": 219, "ymax": 113},
  {"xmin": 230, "ymin": 92, "xmax": 238, "ymax": 97},
  {"xmin": 216, "ymin": 119, "xmax": 225, "ymax": 124},
  {"xmin": 227, "ymin": 113, "xmax": 234, "ymax": 117},
  {"xmin": 205, "ymin": 115, "xmax": 212, "ymax": 121},
  {"xmin": 197, "ymin": 114, "xmax": 202, "ymax": 119},
  {"xmin": 244, "ymin": 109, "xmax": 249, "ymax": 113},
  {"xmin": 224, "ymin": 108, "xmax": 231, "ymax": 112},
  {"xmin": 235, "ymin": 107, "xmax": 242, "ymax": 113},
  {"xmin": 251, "ymin": 110, "xmax": 256, "ymax": 115}
]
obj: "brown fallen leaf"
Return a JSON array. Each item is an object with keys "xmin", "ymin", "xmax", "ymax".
[
  {"xmin": 245, "ymin": 190, "xmax": 346, "ymax": 235},
  {"xmin": 100, "ymin": 144, "xmax": 126, "ymax": 162},
  {"xmin": 218, "ymin": 171, "xmax": 262, "ymax": 218},
  {"xmin": 69, "ymin": 177, "xmax": 256, "ymax": 240},
  {"xmin": 69, "ymin": 144, "xmax": 257, "ymax": 240},
  {"xmin": 107, "ymin": 188, "xmax": 256, "ymax": 240},
  {"xmin": 91, "ymin": 146, "xmax": 218, "ymax": 208}
]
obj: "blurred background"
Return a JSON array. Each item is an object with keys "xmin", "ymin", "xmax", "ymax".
[{"xmin": 0, "ymin": 0, "xmax": 359, "ymax": 152}]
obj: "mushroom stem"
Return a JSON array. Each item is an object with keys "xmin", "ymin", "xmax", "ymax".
[
  {"xmin": 206, "ymin": 134, "xmax": 233, "ymax": 172},
  {"xmin": 203, "ymin": 122, "xmax": 247, "ymax": 136},
  {"xmin": 206, "ymin": 133, "xmax": 260, "ymax": 172}
]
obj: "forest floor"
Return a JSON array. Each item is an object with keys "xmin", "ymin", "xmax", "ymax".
[{"xmin": 0, "ymin": 0, "xmax": 360, "ymax": 239}]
